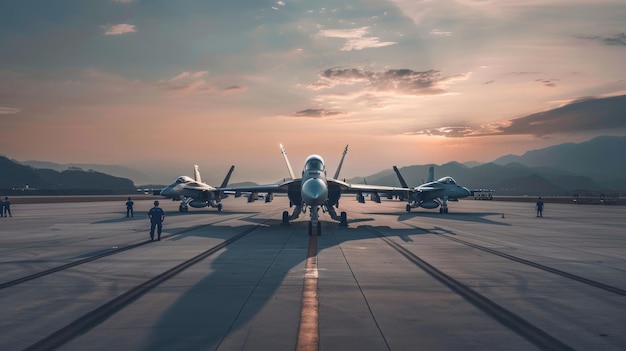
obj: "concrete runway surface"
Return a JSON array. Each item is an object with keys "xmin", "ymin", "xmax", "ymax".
[{"xmin": 0, "ymin": 197, "xmax": 625, "ymax": 351}]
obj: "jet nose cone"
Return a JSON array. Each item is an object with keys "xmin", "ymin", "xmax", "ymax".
[
  {"xmin": 159, "ymin": 186, "xmax": 172, "ymax": 197},
  {"xmin": 462, "ymin": 187, "xmax": 472, "ymax": 197},
  {"xmin": 301, "ymin": 178, "xmax": 328, "ymax": 205}
]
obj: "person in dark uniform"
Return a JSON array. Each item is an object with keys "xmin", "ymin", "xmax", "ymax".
[
  {"xmin": 536, "ymin": 197, "xmax": 544, "ymax": 217},
  {"xmin": 125, "ymin": 197, "xmax": 134, "ymax": 218},
  {"xmin": 3, "ymin": 197, "xmax": 11, "ymax": 217},
  {"xmin": 148, "ymin": 200, "xmax": 165, "ymax": 241},
  {"xmin": 0, "ymin": 196, "xmax": 5, "ymax": 218}
]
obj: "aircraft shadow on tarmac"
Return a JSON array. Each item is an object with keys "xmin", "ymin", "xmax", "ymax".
[
  {"xmin": 138, "ymin": 222, "xmax": 309, "ymax": 350},
  {"xmin": 240, "ymin": 216, "xmax": 376, "ymax": 226},
  {"xmin": 342, "ymin": 224, "xmax": 427, "ymax": 243},
  {"xmin": 366, "ymin": 211, "xmax": 510, "ymax": 226},
  {"xmin": 91, "ymin": 210, "xmax": 260, "ymax": 224},
  {"xmin": 135, "ymin": 217, "xmax": 448, "ymax": 350}
]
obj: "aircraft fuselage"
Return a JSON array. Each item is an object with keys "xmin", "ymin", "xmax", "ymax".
[{"xmin": 299, "ymin": 155, "xmax": 328, "ymax": 207}]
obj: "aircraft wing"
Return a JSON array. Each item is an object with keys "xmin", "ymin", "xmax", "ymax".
[
  {"xmin": 347, "ymin": 183, "xmax": 409, "ymax": 194},
  {"xmin": 221, "ymin": 179, "xmax": 299, "ymax": 196},
  {"xmin": 328, "ymin": 178, "xmax": 409, "ymax": 194}
]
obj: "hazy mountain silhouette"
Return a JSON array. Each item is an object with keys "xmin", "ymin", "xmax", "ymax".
[
  {"xmin": 0, "ymin": 156, "xmax": 136, "ymax": 194},
  {"xmin": 22, "ymin": 160, "xmax": 157, "ymax": 184},
  {"xmin": 349, "ymin": 161, "xmax": 607, "ymax": 196},
  {"xmin": 494, "ymin": 135, "xmax": 626, "ymax": 179},
  {"xmin": 347, "ymin": 135, "xmax": 626, "ymax": 195},
  {"xmin": 4, "ymin": 135, "xmax": 625, "ymax": 196}
]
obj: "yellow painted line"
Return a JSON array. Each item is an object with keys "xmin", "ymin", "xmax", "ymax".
[{"xmin": 297, "ymin": 232, "xmax": 319, "ymax": 351}]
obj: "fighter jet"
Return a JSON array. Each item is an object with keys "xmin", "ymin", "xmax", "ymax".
[
  {"xmin": 225, "ymin": 144, "xmax": 405, "ymax": 235},
  {"xmin": 393, "ymin": 165, "xmax": 472, "ymax": 213},
  {"xmin": 158, "ymin": 165, "xmax": 234, "ymax": 212}
]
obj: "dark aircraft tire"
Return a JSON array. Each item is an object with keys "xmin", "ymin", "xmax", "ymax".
[
  {"xmin": 445, "ymin": 208, "xmax": 449, "ymax": 214},
  {"xmin": 308, "ymin": 221, "xmax": 313, "ymax": 236},
  {"xmin": 217, "ymin": 203, "xmax": 223, "ymax": 212},
  {"xmin": 406, "ymin": 204, "xmax": 411, "ymax": 213},
  {"xmin": 340, "ymin": 212, "xmax": 347, "ymax": 227},
  {"xmin": 317, "ymin": 221, "xmax": 322, "ymax": 236},
  {"xmin": 439, "ymin": 208, "xmax": 443, "ymax": 214},
  {"xmin": 179, "ymin": 205, "xmax": 184, "ymax": 212},
  {"xmin": 282, "ymin": 211, "xmax": 290, "ymax": 225}
]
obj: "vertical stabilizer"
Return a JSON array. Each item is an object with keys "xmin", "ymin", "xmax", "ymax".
[
  {"xmin": 193, "ymin": 165, "xmax": 202, "ymax": 183},
  {"xmin": 220, "ymin": 165, "xmax": 235, "ymax": 188},
  {"xmin": 333, "ymin": 145, "xmax": 349, "ymax": 179},
  {"xmin": 428, "ymin": 166, "xmax": 434, "ymax": 182},
  {"xmin": 279, "ymin": 143, "xmax": 296, "ymax": 180},
  {"xmin": 393, "ymin": 166, "xmax": 410, "ymax": 188}
]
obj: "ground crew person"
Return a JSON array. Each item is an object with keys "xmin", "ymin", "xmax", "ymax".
[
  {"xmin": 148, "ymin": 200, "xmax": 165, "ymax": 241},
  {"xmin": 125, "ymin": 197, "xmax": 134, "ymax": 218},
  {"xmin": 3, "ymin": 197, "xmax": 11, "ymax": 217},
  {"xmin": 0, "ymin": 196, "xmax": 4, "ymax": 217},
  {"xmin": 536, "ymin": 197, "xmax": 544, "ymax": 217}
]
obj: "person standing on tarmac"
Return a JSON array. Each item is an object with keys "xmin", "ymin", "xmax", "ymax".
[
  {"xmin": 148, "ymin": 200, "xmax": 165, "ymax": 241},
  {"xmin": 0, "ymin": 196, "xmax": 5, "ymax": 217},
  {"xmin": 3, "ymin": 197, "xmax": 11, "ymax": 217},
  {"xmin": 536, "ymin": 197, "xmax": 544, "ymax": 217},
  {"xmin": 125, "ymin": 197, "xmax": 134, "ymax": 218}
]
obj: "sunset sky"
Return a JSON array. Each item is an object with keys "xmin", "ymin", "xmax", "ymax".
[{"xmin": 1, "ymin": 0, "xmax": 626, "ymax": 184}]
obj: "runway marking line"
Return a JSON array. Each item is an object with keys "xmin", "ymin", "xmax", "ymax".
[{"xmin": 297, "ymin": 231, "xmax": 319, "ymax": 351}]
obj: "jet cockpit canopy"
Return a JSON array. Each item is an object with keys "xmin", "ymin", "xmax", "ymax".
[
  {"xmin": 304, "ymin": 155, "xmax": 325, "ymax": 171},
  {"xmin": 175, "ymin": 176, "xmax": 194, "ymax": 184},
  {"xmin": 437, "ymin": 176, "xmax": 457, "ymax": 185}
]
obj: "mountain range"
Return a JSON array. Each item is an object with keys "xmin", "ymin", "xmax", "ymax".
[
  {"xmin": 20, "ymin": 161, "xmax": 158, "ymax": 185},
  {"xmin": 347, "ymin": 135, "xmax": 626, "ymax": 196},
  {"xmin": 2, "ymin": 135, "xmax": 625, "ymax": 196},
  {"xmin": 0, "ymin": 156, "xmax": 136, "ymax": 194}
]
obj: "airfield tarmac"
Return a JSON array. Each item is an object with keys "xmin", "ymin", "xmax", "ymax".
[{"xmin": 0, "ymin": 197, "xmax": 624, "ymax": 351}]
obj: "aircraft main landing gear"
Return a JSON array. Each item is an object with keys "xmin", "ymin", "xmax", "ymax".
[
  {"xmin": 340, "ymin": 211, "xmax": 347, "ymax": 227},
  {"xmin": 281, "ymin": 211, "xmax": 290, "ymax": 226}
]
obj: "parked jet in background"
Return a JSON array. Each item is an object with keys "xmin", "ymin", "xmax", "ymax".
[
  {"xmin": 225, "ymin": 144, "xmax": 405, "ymax": 235},
  {"xmin": 159, "ymin": 165, "xmax": 234, "ymax": 212},
  {"xmin": 393, "ymin": 165, "xmax": 472, "ymax": 213}
]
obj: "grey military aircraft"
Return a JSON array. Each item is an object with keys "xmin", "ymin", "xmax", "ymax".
[
  {"xmin": 158, "ymin": 165, "xmax": 234, "ymax": 212},
  {"xmin": 225, "ymin": 144, "xmax": 405, "ymax": 235},
  {"xmin": 393, "ymin": 165, "xmax": 472, "ymax": 213}
]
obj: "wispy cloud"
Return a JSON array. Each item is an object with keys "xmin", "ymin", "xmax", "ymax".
[
  {"xmin": 429, "ymin": 29, "xmax": 452, "ymax": 36},
  {"xmin": 317, "ymin": 27, "xmax": 397, "ymax": 51},
  {"xmin": 154, "ymin": 72, "xmax": 247, "ymax": 94},
  {"xmin": 0, "ymin": 107, "xmax": 20, "ymax": 114},
  {"xmin": 156, "ymin": 71, "xmax": 213, "ymax": 93},
  {"xmin": 535, "ymin": 78, "xmax": 559, "ymax": 88},
  {"xmin": 223, "ymin": 85, "xmax": 247, "ymax": 92},
  {"xmin": 291, "ymin": 108, "xmax": 346, "ymax": 118},
  {"xmin": 578, "ymin": 33, "xmax": 626, "ymax": 47},
  {"xmin": 310, "ymin": 67, "xmax": 469, "ymax": 96},
  {"xmin": 102, "ymin": 23, "xmax": 136, "ymax": 36}
]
